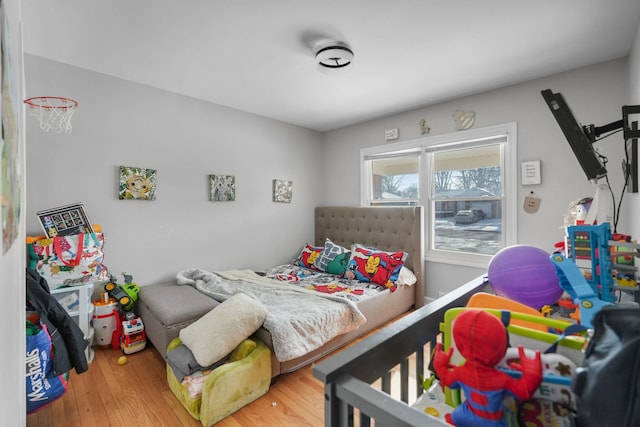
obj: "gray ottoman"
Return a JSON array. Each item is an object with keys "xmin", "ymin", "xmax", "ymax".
[{"xmin": 136, "ymin": 283, "xmax": 219, "ymax": 358}]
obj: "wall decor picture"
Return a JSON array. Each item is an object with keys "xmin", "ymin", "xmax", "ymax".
[
  {"xmin": 272, "ymin": 179, "xmax": 293, "ymax": 203},
  {"xmin": 1, "ymin": 4, "xmax": 21, "ymax": 254},
  {"xmin": 119, "ymin": 166, "xmax": 157, "ymax": 200},
  {"xmin": 210, "ymin": 174, "xmax": 236, "ymax": 201}
]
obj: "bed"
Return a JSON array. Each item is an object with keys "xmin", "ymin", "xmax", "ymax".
[
  {"xmin": 137, "ymin": 205, "xmax": 425, "ymax": 378},
  {"xmin": 312, "ymin": 276, "xmax": 491, "ymax": 426},
  {"xmin": 264, "ymin": 205, "xmax": 424, "ymax": 375}
]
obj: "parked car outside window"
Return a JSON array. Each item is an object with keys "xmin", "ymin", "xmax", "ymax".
[{"xmin": 454, "ymin": 209, "xmax": 485, "ymax": 224}]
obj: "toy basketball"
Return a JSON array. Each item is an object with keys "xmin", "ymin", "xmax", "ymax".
[{"xmin": 487, "ymin": 245, "xmax": 562, "ymax": 309}]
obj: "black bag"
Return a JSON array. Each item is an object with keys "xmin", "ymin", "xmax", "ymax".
[{"xmin": 573, "ymin": 304, "xmax": 640, "ymax": 427}]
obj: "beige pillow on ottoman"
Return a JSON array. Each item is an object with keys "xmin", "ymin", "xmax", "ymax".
[{"xmin": 179, "ymin": 292, "xmax": 268, "ymax": 367}]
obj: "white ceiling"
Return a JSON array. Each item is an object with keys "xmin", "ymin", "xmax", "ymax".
[{"xmin": 20, "ymin": 0, "xmax": 640, "ymax": 132}]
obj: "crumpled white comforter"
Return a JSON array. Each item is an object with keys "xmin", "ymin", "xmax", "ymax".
[{"xmin": 176, "ymin": 268, "xmax": 366, "ymax": 362}]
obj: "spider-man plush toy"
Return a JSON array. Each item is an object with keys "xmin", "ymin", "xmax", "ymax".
[{"xmin": 433, "ymin": 309, "xmax": 542, "ymax": 427}]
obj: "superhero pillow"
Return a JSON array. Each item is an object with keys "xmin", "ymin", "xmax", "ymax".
[
  {"xmin": 293, "ymin": 244, "xmax": 323, "ymax": 269},
  {"xmin": 314, "ymin": 239, "xmax": 351, "ymax": 275},
  {"xmin": 343, "ymin": 244, "xmax": 408, "ymax": 289}
]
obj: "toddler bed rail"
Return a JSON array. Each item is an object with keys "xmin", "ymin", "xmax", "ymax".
[{"xmin": 313, "ymin": 275, "xmax": 490, "ymax": 427}]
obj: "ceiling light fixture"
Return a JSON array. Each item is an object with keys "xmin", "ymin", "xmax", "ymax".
[{"xmin": 315, "ymin": 44, "xmax": 354, "ymax": 74}]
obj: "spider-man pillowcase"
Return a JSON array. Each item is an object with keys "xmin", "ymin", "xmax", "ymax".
[{"xmin": 343, "ymin": 244, "xmax": 408, "ymax": 290}]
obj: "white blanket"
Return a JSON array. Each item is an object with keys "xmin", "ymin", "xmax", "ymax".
[{"xmin": 176, "ymin": 268, "xmax": 366, "ymax": 362}]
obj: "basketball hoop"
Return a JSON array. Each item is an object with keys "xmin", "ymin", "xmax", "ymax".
[{"xmin": 24, "ymin": 96, "xmax": 78, "ymax": 133}]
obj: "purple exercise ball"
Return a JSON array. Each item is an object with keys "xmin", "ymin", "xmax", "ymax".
[{"xmin": 487, "ymin": 245, "xmax": 563, "ymax": 309}]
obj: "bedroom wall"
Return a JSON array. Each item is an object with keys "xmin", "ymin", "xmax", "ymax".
[
  {"xmin": 24, "ymin": 55, "xmax": 323, "ymax": 286},
  {"xmin": 24, "ymin": 55, "xmax": 636, "ymax": 301},
  {"xmin": 320, "ymin": 59, "xmax": 632, "ymax": 300}
]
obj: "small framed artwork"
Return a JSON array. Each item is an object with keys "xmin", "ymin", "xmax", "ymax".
[
  {"xmin": 272, "ymin": 179, "xmax": 292, "ymax": 203},
  {"xmin": 210, "ymin": 174, "xmax": 236, "ymax": 201},
  {"xmin": 119, "ymin": 166, "xmax": 157, "ymax": 200}
]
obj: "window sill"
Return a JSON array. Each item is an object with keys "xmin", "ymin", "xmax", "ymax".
[{"xmin": 425, "ymin": 251, "xmax": 491, "ymax": 269}]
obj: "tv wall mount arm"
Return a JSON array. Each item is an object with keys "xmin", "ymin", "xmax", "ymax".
[{"xmin": 583, "ymin": 105, "xmax": 640, "ymax": 142}]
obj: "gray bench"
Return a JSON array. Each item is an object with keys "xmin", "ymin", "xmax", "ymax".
[{"xmin": 136, "ymin": 283, "xmax": 219, "ymax": 358}]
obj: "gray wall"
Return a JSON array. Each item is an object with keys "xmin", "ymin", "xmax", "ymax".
[
  {"xmin": 24, "ymin": 55, "xmax": 323, "ymax": 286},
  {"xmin": 321, "ymin": 59, "xmax": 632, "ymax": 299},
  {"xmin": 23, "ymin": 55, "xmax": 638, "ymax": 301},
  {"xmin": 24, "ymin": 55, "xmax": 637, "ymax": 299}
]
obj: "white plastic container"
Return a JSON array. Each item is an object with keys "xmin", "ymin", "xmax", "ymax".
[{"xmin": 92, "ymin": 297, "xmax": 118, "ymax": 348}]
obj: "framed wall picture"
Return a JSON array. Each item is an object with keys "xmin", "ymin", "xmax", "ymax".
[
  {"xmin": 210, "ymin": 174, "xmax": 236, "ymax": 201},
  {"xmin": 119, "ymin": 166, "xmax": 157, "ymax": 200},
  {"xmin": 1, "ymin": 4, "xmax": 21, "ymax": 253},
  {"xmin": 272, "ymin": 179, "xmax": 292, "ymax": 203}
]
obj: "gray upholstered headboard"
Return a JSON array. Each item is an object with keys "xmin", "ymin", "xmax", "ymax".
[{"xmin": 315, "ymin": 206, "xmax": 425, "ymax": 307}]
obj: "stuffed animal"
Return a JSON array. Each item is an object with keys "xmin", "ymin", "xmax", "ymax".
[{"xmin": 433, "ymin": 309, "xmax": 542, "ymax": 427}]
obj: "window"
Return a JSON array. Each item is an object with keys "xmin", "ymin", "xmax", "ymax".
[
  {"xmin": 363, "ymin": 149, "xmax": 420, "ymax": 206},
  {"xmin": 361, "ymin": 123, "xmax": 517, "ymax": 268}
]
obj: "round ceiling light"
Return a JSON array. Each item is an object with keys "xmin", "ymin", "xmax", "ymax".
[{"xmin": 315, "ymin": 45, "xmax": 354, "ymax": 74}]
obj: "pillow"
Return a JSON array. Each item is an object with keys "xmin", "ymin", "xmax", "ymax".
[
  {"xmin": 314, "ymin": 238, "xmax": 351, "ymax": 275},
  {"xmin": 396, "ymin": 266, "xmax": 418, "ymax": 286},
  {"xmin": 344, "ymin": 244, "xmax": 408, "ymax": 288},
  {"xmin": 179, "ymin": 293, "xmax": 268, "ymax": 367},
  {"xmin": 165, "ymin": 343, "xmax": 228, "ymax": 381},
  {"xmin": 294, "ymin": 244, "xmax": 323, "ymax": 269},
  {"xmin": 324, "ymin": 252, "xmax": 351, "ymax": 276}
]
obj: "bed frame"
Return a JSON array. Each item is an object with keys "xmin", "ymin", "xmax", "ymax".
[
  {"xmin": 256, "ymin": 205, "xmax": 425, "ymax": 377},
  {"xmin": 315, "ymin": 205, "xmax": 424, "ymax": 307},
  {"xmin": 312, "ymin": 275, "xmax": 491, "ymax": 426}
]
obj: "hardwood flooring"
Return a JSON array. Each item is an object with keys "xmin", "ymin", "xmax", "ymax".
[{"xmin": 27, "ymin": 312, "xmax": 413, "ymax": 427}]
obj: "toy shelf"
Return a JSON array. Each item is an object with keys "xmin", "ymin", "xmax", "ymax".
[
  {"xmin": 51, "ymin": 282, "xmax": 95, "ymax": 363},
  {"xmin": 563, "ymin": 224, "xmax": 639, "ymax": 306}
]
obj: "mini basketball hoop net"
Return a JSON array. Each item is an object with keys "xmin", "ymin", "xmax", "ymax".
[{"xmin": 24, "ymin": 96, "xmax": 78, "ymax": 133}]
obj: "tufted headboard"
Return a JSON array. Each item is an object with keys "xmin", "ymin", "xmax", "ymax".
[{"xmin": 315, "ymin": 206, "xmax": 425, "ymax": 307}]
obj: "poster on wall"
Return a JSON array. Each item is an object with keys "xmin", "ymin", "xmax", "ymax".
[
  {"xmin": 272, "ymin": 179, "xmax": 292, "ymax": 203},
  {"xmin": 119, "ymin": 166, "xmax": 157, "ymax": 200},
  {"xmin": 209, "ymin": 174, "xmax": 236, "ymax": 201},
  {"xmin": 1, "ymin": 2, "xmax": 22, "ymax": 254}
]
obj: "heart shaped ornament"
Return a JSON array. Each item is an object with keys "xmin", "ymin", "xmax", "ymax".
[{"xmin": 453, "ymin": 110, "xmax": 475, "ymax": 130}]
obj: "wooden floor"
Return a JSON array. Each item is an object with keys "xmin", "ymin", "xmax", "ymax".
[{"xmin": 27, "ymin": 313, "xmax": 413, "ymax": 427}]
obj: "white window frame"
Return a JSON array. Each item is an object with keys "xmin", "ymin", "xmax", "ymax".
[
  {"xmin": 361, "ymin": 122, "xmax": 518, "ymax": 269},
  {"xmin": 361, "ymin": 147, "xmax": 422, "ymax": 206}
]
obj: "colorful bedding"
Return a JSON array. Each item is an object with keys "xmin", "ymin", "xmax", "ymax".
[{"xmin": 263, "ymin": 264, "xmax": 388, "ymax": 301}]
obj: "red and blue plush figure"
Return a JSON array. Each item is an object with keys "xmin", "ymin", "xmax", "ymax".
[{"xmin": 433, "ymin": 310, "xmax": 542, "ymax": 426}]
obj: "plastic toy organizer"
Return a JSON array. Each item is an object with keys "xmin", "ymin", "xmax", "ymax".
[{"xmin": 51, "ymin": 282, "xmax": 95, "ymax": 363}]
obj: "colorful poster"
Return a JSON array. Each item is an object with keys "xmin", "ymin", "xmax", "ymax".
[
  {"xmin": 1, "ymin": 3, "xmax": 21, "ymax": 254},
  {"xmin": 119, "ymin": 166, "xmax": 157, "ymax": 200}
]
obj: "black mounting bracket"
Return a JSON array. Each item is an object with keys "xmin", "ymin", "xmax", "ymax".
[{"xmin": 583, "ymin": 105, "xmax": 640, "ymax": 142}]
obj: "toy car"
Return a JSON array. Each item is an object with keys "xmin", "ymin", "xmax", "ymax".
[
  {"xmin": 104, "ymin": 282, "xmax": 138, "ymax": 311},
  {"xmin": 454, "ymin": 209, "xmax": 485, "ymax": 224},
  {"xmin": 120, "ymin": 316, "xmax": 146, "ymax": 354}
]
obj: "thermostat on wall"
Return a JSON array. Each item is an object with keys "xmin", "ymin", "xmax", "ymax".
[{"xmin": 385, "ymin": 128, "xmax": 399, "ymax": 141}]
